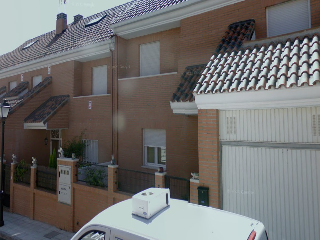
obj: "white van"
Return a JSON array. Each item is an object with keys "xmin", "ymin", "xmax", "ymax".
[{"xmin": 71, "ymin": 188, "xmax": 268, "ymax": 240}]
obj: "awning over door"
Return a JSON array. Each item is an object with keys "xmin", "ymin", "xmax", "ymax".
[{"xmin": 24, "ymin": 95, "xmax": 69, "ymax": 129}]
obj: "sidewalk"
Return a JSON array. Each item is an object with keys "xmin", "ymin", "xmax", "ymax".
[{"xmin": 0, "ymin": 210, "xmax": 74, "ymax": 240}]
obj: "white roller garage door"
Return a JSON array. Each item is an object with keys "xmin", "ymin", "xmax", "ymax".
[
  {"xmin": 220, "ymin": 107, "xmax": 320, "ymax": 240},
  {"xmin": 222, "ymin": 145, "xmax": 320, "ymax": 240}
]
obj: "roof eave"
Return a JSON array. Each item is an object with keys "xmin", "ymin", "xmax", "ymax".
[
  {"xmin": 111, "ymin": 0, "xmax": 244, "ymax": 39},
  {"xmin": 170, "ymin": 101, "xmax": 198, "ymax": 115},
  {"xmin": 24, "ymin": 122, "xmax": 47, "ymax": 130},
  {"xmin": 0, "ymin": 39, "xmax": 114, "ymax": 80},
  {"xmin": 195, "ymin": 85, "xmax": 320, "ymax": 110}
]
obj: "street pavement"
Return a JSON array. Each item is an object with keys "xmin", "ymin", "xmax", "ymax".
[{"xmin": 0, "ymin": 210, "xmax": 74, "ymax": 240}]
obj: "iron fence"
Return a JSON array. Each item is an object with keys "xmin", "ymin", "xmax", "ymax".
[
  {"xmin": 36, "ymin": 166, "xmax": 57, "ymax": 192},
  {"xmin": 165, "ymin": 175, "xmax": 190, "ymax": 201},
  {"xmin": 118, "ymin": 168, "xmax": 155, "ymax": 194},
  {"xmin": 14, "ymin": 164, "xmax": 31, "ymax": 185},
  {"xmin": 77, "ymin": 162, "xmax": 108, "ymax": 188}
]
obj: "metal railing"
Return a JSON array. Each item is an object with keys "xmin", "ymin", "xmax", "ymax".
[
  {"xmin": 118, "ymin": 168, "xmax": 155, "ymax": 194},
  {"xmin": 36, "ymin": 166, "xmax": 57, "ymax": 192},
  {"xmin": 13, "ymin": 164, "xmax": 31, "ymax": 185},
  {"xmin": 165, "ymin": 175, "xmax": 190, "ymax": 201},
  {"xmin": 77, "ymin": 162, "xmax": 108, "ymax": 188}
]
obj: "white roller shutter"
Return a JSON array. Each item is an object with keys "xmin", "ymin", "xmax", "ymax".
[
  {"xmin": 143, "ymin": 129, "xmax": 166, "ymax": 147},
  {"xmin": 222, "ymin": 146, "xmax": 320, "ymax": 240},
  {"xmin": 140, "ymin": 41, "xmax": 160, "ymax": 76},
  {"xmin": 92, "ymin": 65, "xmax": 107, "ymax": 95},
  {"xmin": 32, "ymin": 75, "xmax": 42, "ymax": 87},
  {"xmin": 267, "ymin": 0, "xmax": 310, "ymax": 37}
]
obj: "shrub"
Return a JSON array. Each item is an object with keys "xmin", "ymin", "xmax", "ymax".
[
  {"xmin": 49, "ymin": 149, "xmax": 57, "ymax": 169},
  {"xmin": 63, "ymin": 131, "xmax": 85, "ymax": 159},
  {"xmin": 13, "ymin": 160, "xmax": 28, "ymax": 183}
]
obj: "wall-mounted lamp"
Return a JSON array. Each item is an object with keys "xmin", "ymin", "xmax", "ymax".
[{"xmin": 44, "ymin": 137, "xmax": 48, "ymax": 146}]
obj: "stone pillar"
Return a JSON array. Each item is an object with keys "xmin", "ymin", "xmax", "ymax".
[
  {"xmin": 30, "ymin": 166, "xmax": 37, "ymax": 219},
  {"xmin": 56, "ymin": 158, "xmax": 78, "ymax": 232},
  {"xmin": 198, "ymin": 109, "xmax": 220, "ymax": 208},
  {"xmin": 10, "ymin": 163, "xmax": 17, "ymax": 212},
  {"xmin": 155, "ymin": 172, "xmax": 166, "ymax": 188},
  {"xmin": 189, "ymin": 178, "xmax": 200, "ymax": 204}
]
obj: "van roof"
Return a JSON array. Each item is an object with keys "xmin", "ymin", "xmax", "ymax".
[{"xmin": 88, "ymin": 199, "xmax": 259, "ymax": 239}]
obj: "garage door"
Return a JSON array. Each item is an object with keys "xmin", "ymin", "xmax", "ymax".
[{"xmin": 222, "ymin": 145, "xmax": 320, "ymax": 240}]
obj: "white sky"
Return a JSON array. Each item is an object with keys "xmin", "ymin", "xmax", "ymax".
[{"xmin": 0, "ymin": 0, "xmax": 130, "ymax": 56}]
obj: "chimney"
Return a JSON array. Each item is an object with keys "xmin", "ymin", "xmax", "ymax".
[
  {"xmin": 56, "ymin": 13, "xmax": 67, "ymax": 35},
  {"xmin": 74, "ymin": 14, "xmax": 83, "ymax": 24}
]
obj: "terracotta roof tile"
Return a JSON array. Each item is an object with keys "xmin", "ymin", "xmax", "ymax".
[
  {"xmin": 194, "ymin": 33, "xmax": 320, "ymax": 95},
  {"xmin": 24, "ymin": 95, "xmax": 69, "ymax": 123},
  {"xmin": 7, "ymin": 76, "xmax": 52, "ymax": 114},
  {"xmin": 2, "ymin": 82, "xmax": 28, "ymax": 99},
  {"xmin": 171, "ymin": 64, "xmax": 206, "ymax": 102},
  {"xmin": 0, "ymin": 0, "xmax": 187, "ymax": 70},
  {"xmin": 171, "ymin": 19, "xmax": 255, "ymax": 102}
]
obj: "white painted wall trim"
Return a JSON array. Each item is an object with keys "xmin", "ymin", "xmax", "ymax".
[
  {"xmin": 118, "ymin": 72, "xmax": 177, "ymax": 81},
  {"xmin": 111, "ymin": 0, "xmax": 244, "ymax": 39},
  {"xmin": 73, "ymin": 94, "xmax": 110, "ymax": 99},
  {"xmin": 24, "ymin": 122, "xmax": 47, "ymax": 129},
  {"xmin": 0, "ymin": 40, "xmax": 113, "ymax": 80},
  {"xmin": 195, "ymin": 85, "xmax": 320, "ymax": 110},
  {"xmin": 170, "ymin": 101, "xmax": 198, "ymax": 115}
]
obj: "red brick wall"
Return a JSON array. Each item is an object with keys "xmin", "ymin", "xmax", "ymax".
[
  {"xmin": 34, "ymin": 190, "xmax": 57, "ymax": 226},
  {"xmin": 117, "ymin": 74, "xmax": 198, "ymax": 178},
  {"xmin": 122, "ymin": 28, "xmax": 179, "ymax": 78},
  {"xmin": 64, "ymin": 95, "xmax": 112, "ymax": 163},
  {"xmin": 198, "ymin": 109, "xmax": 220, "ymax": 208}
]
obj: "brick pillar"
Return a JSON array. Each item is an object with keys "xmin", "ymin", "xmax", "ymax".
[
  {"xmin": 155, "ymin": 172, "xmax": 166, "ymax": 188},
  {"xmin": 56, "ymin": 158, "xmax": 78, "ymax": 232},
  {"xmin": 198, "ymin": 109, "xmax": 220, "ymax": 208},
  {"xmin": 30, "ymin": 166, "xmax": 37, "ymax": 220},
  {"xmin": 107, "ymin": 165, "xmax": 118, "ymax": 207},
  {"xmin": 10, "ymin": 163, "xmax": 17, "ymax": 212},
  {"xmin": 190, "ymin": 179, "xmax": 200, "ymax": 204},
  {"xmin": 108, "ymin": 165, "xmax": 118, "ymax": 193}
]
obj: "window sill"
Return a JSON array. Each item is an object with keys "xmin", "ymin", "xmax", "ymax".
[
  {"xmin": 141, "ymin": 165, "xmax": 166, "ymax": 171},
  {"xmin": 118, "ymin": 72, "xmax": 177, "ymax": 81},
  {"xmin": 73, "ymin": 94, "xmax": 110, "ymax": 99}
]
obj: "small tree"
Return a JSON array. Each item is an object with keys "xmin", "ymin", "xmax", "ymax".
[{"xmin": 63, "ymin": 131, "xmax": 86, "ymax": 159}]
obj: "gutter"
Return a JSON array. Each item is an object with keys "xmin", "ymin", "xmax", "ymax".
[
  {"xmin": 110, "ymin": 0, "xmax": 244, "ymax": 39},
  {"xmin": 0, "ymin": 39, "xmax": 114, "ymax": 80}
]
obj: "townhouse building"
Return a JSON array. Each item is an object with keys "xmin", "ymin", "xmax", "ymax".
[{"xmin": 0, "ymin": 0, "xmax": 320, "ymax": 239}]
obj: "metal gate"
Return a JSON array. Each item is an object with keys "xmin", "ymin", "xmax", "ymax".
[{"xmin": 165, "ymin": 175, "xmax": 190, "ymax": 201}]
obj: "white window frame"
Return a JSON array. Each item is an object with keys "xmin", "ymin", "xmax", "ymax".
[
  {"xmin": 143, "ymin": 129, "xmax": 166, "ymax": 168},
  {"xmin": 266, "ymin": 0, "xmax": 311, "ymax": 37},
  {"xmin": 32, "ymin": 75, "xmax": 42, "ymax": 88},
  {"xmin": 50, "ymin": 129, "xmax": 62, "ymax": 155},
  {"xmin": 82, "ymin": 139, "xmax": 99, "ymax": 163},
  {"xmin": 140, "ymin": 41, "xmax": 160, "ymax": 77},
  {"xmin": 92, "ymin": 65, "xmax": 107, "ymax": 95}
]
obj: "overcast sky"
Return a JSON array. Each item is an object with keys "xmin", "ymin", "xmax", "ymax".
[{"xmin": 0, "ymin": 0, "xmax": 130, "ymax": 56}]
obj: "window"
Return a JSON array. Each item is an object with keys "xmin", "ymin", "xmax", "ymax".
[
  {"xmin": 92, "ymin": 65, "xmax": 107, "ymax": 95},
  {"xmin": 140, "ymin": 41, "xmax": 160, "ymax": 76},
  {"xmin": 80, "ymin": 230, "xmax": 105, "ymax": 240},
  {"xmin": 143, "ymin": 129, "xmax": 166, "ymax": 167},
  {"xmin": 9, "ymin": 81, "xmax": 17, "ymax": 90},
  {"xmin": 82, "ymin": 139, "xmax": 98, "ymax": 163},
  {"xmin": 32, "ymin": 75, "xmax": 42, "ymax": 87},
  {"xmin": 267, "ymin": 0, "xmax": 310, "ymax": 37}
]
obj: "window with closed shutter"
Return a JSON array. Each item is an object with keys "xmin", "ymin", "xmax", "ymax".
[
  {"xmin": 143, "ymin": 129, "xmax": 166, "ymax": 167},
  {"xmin": 92, "ymin": 65, "xmax": 107, "ymax": 95},
  {"xmin": 33, "ymin": 75, "xmax": 42, "ymax": 87},
  {"xmin": 267, "ymin": 0, "xmax": 310, "ymax": 37},
  {"xmin": 9, "ymin": 81, "xmax": 17, "ymax": 90},
  {"xmin": 140, "ymin": 41, "xmax": 160, "ymax": 77}
]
